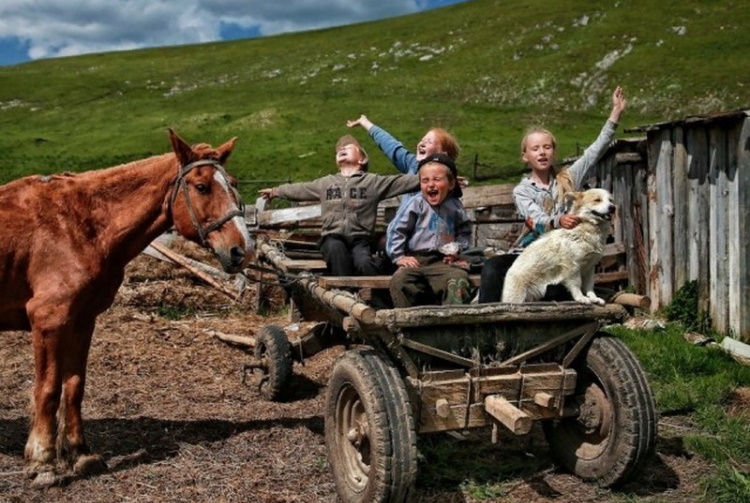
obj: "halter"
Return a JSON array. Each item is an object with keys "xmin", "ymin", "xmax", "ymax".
[{"xmin": 169, "ymin": 159, "xmax": 245, "ymax": 247}]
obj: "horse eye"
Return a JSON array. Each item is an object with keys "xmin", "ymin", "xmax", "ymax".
[{"xmin": 195, "ymin": 183, "xmax": 209, "ymax": 194}]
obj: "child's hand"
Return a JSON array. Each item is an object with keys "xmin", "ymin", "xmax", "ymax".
[
  {"xmin": 396, "ymin": 256, "xmax": 419, "ymax": 268},
  {"xmin": 609, "ymin": 86, "xmax": 627, "ymax": 123},
  {"xmin": 346, "ymin": 114, "xmax": 373, "ymax": 131},
  {"xmin": 558, "ymin": 214, "xmax": 581, "ymax": 229},
  {"xmin": 258, "ymin": 188, "xmax": 276, "ymax": 200}
]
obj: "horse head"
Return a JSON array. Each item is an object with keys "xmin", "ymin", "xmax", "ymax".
[{"xmin": 167, "ymin": 129, "xmax": 254, "ymax": 273}]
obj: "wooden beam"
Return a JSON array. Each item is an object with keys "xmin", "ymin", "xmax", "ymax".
[
  {"xmin": 317, "ymin": 274, "xmax": 482, "ymax": 290},
  {"xmin": 484, "ymin": 395, "xmax": 532, "ymax": 435}
]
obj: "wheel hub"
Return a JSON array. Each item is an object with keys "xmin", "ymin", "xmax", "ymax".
[{"xmin": 576, "ymin": 383, "xmax": 612, "ymax": 436}]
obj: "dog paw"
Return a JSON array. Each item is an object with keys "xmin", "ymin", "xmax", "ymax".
[{"xmin": 586, "ymin": 293, "xmax": 606, "ymax": 305}]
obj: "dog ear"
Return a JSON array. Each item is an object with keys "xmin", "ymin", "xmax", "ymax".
[{"xmin": 565, "ymin": 191, "xmax": 582, "ymax": 203}]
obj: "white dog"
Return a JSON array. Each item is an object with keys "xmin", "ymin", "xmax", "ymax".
[{"xmin": 502, "ymin": 188, "xmax": 616, "ymax": 305}]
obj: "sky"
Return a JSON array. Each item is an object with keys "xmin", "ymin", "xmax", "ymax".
[{"xmin": 0, "ymin": 0, "xmax": 470, "ymax": 67}]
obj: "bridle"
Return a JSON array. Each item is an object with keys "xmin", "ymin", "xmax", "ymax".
[{"xmin": 169, "ymin": 159, "xmax": 245, "ymax": 247}]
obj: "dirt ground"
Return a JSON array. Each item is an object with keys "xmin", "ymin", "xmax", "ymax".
[{"xmin": 0, "ymin": 244, "xmax": 716, "ymax": 503}]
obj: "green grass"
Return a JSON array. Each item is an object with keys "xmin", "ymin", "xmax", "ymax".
[{"xmin": 1, "ymin": 0, "xmax": 749, "ymax": 198}]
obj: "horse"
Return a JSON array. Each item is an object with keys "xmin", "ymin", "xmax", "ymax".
[{"xmin": 0, "ymin": 129, "xmax": 253, "ymax": 487}]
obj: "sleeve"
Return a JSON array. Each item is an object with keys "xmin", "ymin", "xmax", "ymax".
[
  {"xmin": 454, "ymin": 203, "xmax": 472, "ymax": 252},
  {"xmin": 275, "ymin": 178, "xmax": 324, "ymax": 201},
  {"xmin": 385, "ymin": 199, "xmax": 417, "ymax": 262},
  {"xmin": 374, "ymin": 173, "xmax": 420, "ymax": 200},
  {"xmin": 370, "ymin": 126, "xmax": 419, "ymax": 174},
  {"xmin": 567, "ymin": 120, "xmax": 618, "ymax": 189},
  {"xmin": 513, "ymin": 182, "xmax": 552, "ymax": 231}
]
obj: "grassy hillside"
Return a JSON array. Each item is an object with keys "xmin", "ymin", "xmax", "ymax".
[{"xmin": 0, "ymin": 0, "xmax": 748, "ymax": 197}]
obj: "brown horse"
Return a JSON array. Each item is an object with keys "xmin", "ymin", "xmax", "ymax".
[{"xmin": 0, "ymin": 129, "xmax": 252, "ymax": 487}]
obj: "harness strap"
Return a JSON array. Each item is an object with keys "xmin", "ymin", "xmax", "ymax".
[{"xmin": 169, "ymin": 159, "xmax": 245, "ymax": 247}]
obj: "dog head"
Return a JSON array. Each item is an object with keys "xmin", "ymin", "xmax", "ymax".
[{"xmin": 566, "ymin": 188, "xmax": 616, "ymax": 223}]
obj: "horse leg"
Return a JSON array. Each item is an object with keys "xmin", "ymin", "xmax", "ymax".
[
  {"xmin": 59, "ymin": 318, "xmax": 108, "ymax": 477},
  {"xmin": 25, "ymin": 324, "xmax": 64, "ymax": 487}
]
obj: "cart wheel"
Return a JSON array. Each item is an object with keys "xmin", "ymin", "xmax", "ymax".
[
  {"xmin": 254, "ymin": 325, "xmax": 292, "ymax": 401},
  {"xmin": 543, "ymin": 335, "xmax": 657, "ymax": 487},
  {"xmin": 325, "ymin": 348, "xmax": 417, "ymax": 503}
]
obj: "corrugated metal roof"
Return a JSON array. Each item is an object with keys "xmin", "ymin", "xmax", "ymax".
[{"xmin": 625, "ymin": 108, "xmax": 750, "ymax": 133}]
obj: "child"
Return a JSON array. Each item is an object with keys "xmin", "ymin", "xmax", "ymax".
[
  {"xmin": 346, "ymin": 115, "xmax": 462, "ymax": 207},
  {"xmin": 386, "ymin": 153, "xmax": 473, "ymax": 308},
  {"xmin": 259, "ymin": 135, "xmax": 419, "ymax": 280},
  {"xmin": 478, "ymin": 86, "xmax": 628, "ymax": 303}
]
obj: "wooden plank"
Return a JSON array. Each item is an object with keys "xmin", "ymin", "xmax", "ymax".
[
  {"xmin": 646, "ymin": 133, "xmax": 661, "ymax": 310},
  {"xmin": 257, "ymin": 204, "xmax": 322, "ymax": 226},
  {"xmin": 645, "ymin": 128, "xmax": 676, "ymax": 310},
  {"xmin": 459, "ymin": 184, "xmax": 516, "ymax": 209},
  {"xmin": 686, "ymin": 126, "xmax": 711, "ymax": 313},
  {"xmin": 317, "ymin": 274, "xmax": 482, "ymax": 289},
  {"xmin": 610, "ymin": 154, "xmax": 625, "ymax": 245},
  {"xmin": 709, "ymin": 125, "xmax": 730, "ymax": 333},
  {"xmin": 281, "ymin": 259, "xmax": 327, "ymax": 272},
  {"xmin": 729, "ymin": 118, "xmax": 750, "ymax": 341},
  {"xmin": 672, "ymin": 126, "xmax": 690, "ymax": 290},
  {"xmin": 633, "ymin": 155, "xmax": 649, "ymax": 296},
  {"xmin": 656, "ymin": 129, "xmax": 674, "ymax": 308}
]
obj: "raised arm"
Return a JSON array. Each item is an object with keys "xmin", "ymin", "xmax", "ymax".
[
  {"xmin": 347, "ymin": 114, "xmax": 375, "ymax": 131},
  {"xmin": 567, "ymin": 86, "xmax": 628, "ymax": 189}
]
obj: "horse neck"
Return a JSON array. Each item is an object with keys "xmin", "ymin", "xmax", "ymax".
[{"xmin": 93, "ymin": 154, "xmax": 176, "ymax": 264}]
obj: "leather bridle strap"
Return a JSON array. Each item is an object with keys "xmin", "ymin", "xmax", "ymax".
[{"xmin": 169, "ymin": 159, "xmax": 245, "ymax": 247}]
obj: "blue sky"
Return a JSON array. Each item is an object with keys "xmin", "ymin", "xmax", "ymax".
[{"xmin": 0, "ymin": 0, "xmax": 470, "ymax": 67}]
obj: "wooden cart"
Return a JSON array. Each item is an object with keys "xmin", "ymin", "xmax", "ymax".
[{"xmin": 246, "ymin": 237, "xmax": 657, "ymax": 503}]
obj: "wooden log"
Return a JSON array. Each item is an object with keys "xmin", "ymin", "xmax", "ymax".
[
  {"xmin": 259, "ymin": 241, "xmax": 326, "ymax": 272},
  {"xmin": 372, "ymin": 303, "xmax": 627, "ymax": 328},
  {"xmin": 318, "ymin": 275, "xmax": 482, "ymax": 290},
  {"xmin": 610, "ymin": 292, "xmax": 651, "ymax": 310},
  {"xmin": 435, "ymin": 398, "xmax": 451, "ymax": 419},
  {"xmin": 534, "ymin": 392, "xmax": 555, "ymax": 409},
  {"xmin": 303, "ymin": 282, "xmax": 376, "ymax": 325},
  {"xmin": 484, "ymin": 395, "xmax": 532, "ymax": 435},
  {"xmin": 147, "ymin": 242, "xmax": 240, "ymax": 300},
  {"xmin": 208, "ymin": 330, "xmax": 256, "ymax": 348}
]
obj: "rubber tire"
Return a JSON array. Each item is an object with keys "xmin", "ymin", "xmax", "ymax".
[
  {"xmin": 543, "ymin": 335, "xmax": 657, "ymax": 487},
  {"xmin": 325, "ymin": 348, "xmax": 418, "ymax": 503},
  {"xmin": 254, "ymin": 325, "xmax": 292, "ymax": 401}
]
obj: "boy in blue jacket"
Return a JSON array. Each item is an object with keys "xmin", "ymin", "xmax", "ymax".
[{"xmin": 386, "ymin": 153, "xmax": 473, "ymax": 308}]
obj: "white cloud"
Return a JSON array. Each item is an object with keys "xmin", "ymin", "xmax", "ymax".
[{"xmin": 0, "ymin": 0, "xmax": 433, "ymax": 62}]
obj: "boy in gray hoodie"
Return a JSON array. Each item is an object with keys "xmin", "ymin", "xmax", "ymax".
[{"xmin": 260, "ymin": 135, "xmax": 419, "ymax": 279}]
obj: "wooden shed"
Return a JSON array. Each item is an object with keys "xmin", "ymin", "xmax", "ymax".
[{"xmin": 590, "ymin": 109, "xmax": 750, "ymax": 341}]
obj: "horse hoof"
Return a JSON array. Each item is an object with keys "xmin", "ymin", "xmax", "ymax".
[
  {"xmin": 30, "ymin": 471, "xmax": 58, "ymax": 489},
  {"xmin": 73, "ymin": 454, "xmax": 108, "ymax": 476}
]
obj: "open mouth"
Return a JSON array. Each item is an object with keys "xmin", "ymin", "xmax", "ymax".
[{"xmin": 592, "ymin": 209, "xmax": 614, "ymax": 220}]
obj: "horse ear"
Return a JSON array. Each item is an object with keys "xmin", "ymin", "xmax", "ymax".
[
  {"xmin": 215, "ymin": 137, "xmax": 238, "ymax": 165},
  {"xmin": 168, "ymin": 128, "xmax": 195, "ymax": 166}
]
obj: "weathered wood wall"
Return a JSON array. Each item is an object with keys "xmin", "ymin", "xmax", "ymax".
[{"xmin": 595, "ymin": 110, "xmax": 750, "ymax": 341}]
